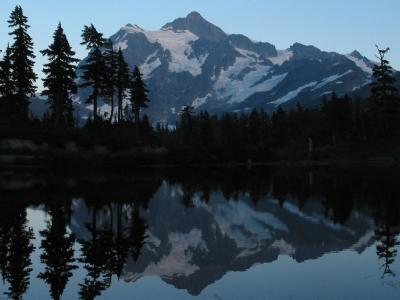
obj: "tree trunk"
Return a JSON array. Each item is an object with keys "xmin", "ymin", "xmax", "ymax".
[
  {"xmin": 54, "ymin": 93, "xmax": 61, "ymax": 127},
  {"xmin": 109, "ymin": 93, "xmax": 114, "ymax": 124},
  {"xmin": 93, "ymin": 88, "xmax": 98, "ymax": 122},
  {"xmin": 134, "ymin": 109, "xmax": 140, "ymax": 124},
  {"xmin": 117, "ymin": 91, "xmax": 122, "ymax": 123}
]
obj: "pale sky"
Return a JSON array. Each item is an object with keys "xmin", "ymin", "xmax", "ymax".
[{"xmin": 0, "ymin": 0, "xmax": 399, "ymax": 90}]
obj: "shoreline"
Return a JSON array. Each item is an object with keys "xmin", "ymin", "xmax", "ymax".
[{"xmin": 1, "ymin": 156, "xmax": 399, "ymax": 171}]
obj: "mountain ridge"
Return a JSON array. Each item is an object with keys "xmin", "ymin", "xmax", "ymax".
[{"xmin": 32, "ymin": 12, "xmax": 378, "ymax": 124}]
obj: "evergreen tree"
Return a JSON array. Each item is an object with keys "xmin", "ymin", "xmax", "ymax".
[
  {"xmin": 271, "ymin": 107, "xmax": 288, "ymax": 147},
  {"xmin": 115, "ymin": 48, "xmax": 130, "ymax": 123},
  {"xmin": 247, "ymin": 109, "xmax": 262, "ymax": 146},
  {"xmin": 0, "ymin": 45, "xmax": 15, "ymax": 100},
  {"xmin": 80, "ymin": 24, "xmax": 106, "ymax": 122},
  {"xmin": 129, "ymin": 66, "xmax": 149, "ymax": 124},
  {"xmin": 8, "ymin": 5, "xmax": 37, "ymax": 120},
  {"xmin": 179, "ymin": 105, "xmax": 195, "ymax": 145},
  {"xmin": 102, "ymin": 40, "xmax": 116, "ymax": 123},
  {"xmin": 321, "ymin": 93, "xmax": 353, "ymax": 146},
  {"xmin": 41, "ymin": 23, "xmax": 79, "ymax": 127},
  {"xmin": 0, "ymin": 45, "xmax": 15, "ymax": 121},
  {"xmin": 371, "ymin": 46, "xmax": 399, "ymax": 135},
  {"xmin": 197, "ymin": 111, "xmax": 214, "ymax": 148}
]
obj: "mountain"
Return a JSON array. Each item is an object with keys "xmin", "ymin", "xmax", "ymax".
[{"xmin": 33, "ymin": 12, "xmax": 377, "ymax": 124}]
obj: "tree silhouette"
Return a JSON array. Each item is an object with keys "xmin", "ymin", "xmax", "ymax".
[
  {"xmin": 7, "ymin": 5, "xmax": 37, "ymax": 120},
  {"xmin": 129, "ymin": 66, "xmax": 149, "ymax": 124},
  {"xmin": 0, "ymin": 44, "xmax": 15, "ymax": 122},
  {"xmin": 370, "ymin": 46, "xmax": 399, "ymax": 135},
  {"xmin": 375, "ymin": 221, "xmax": 400, "ymax": 278},
  {"xmin": 109, "ymin": 202, "xmax": 130, "ymax": 279},
  {"xmin": 80, "ymin": 24, "xmax": 106, "ymax": 123},
  {"xmin": 78, "ymin": 205, "xmax": 111, "ymax": 300},
  {"xmin": 129, "ymin": 206, "xmax": 148, "ymax": 263},
  {"xmin": 271, "ymin": 107, "xmax": 288, "ymax": 147},
  {"xmin": 102, "ymin": 40, "xmax": 117, "ymax": 123},
  {"xmin": 3, "ymin": 207, "xmax": 35, "ymax": 300},
  {"xmin": 38, "ymin": 201, "xmax": 78, "ymax": 300},
  {"xmin": 41, "ymin": 23, "xmax": 79, "ymax": 127},
  {"xmin": 179, "ymin": 105, "xmax": 195, "ymax": 146},
  {"xmin": 115, "ymin": 48, "xmax": 130, "ymax": 123}
]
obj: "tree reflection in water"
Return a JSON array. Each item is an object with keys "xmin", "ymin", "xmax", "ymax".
[
  {"xmin": 39, "ymin": 196, "xmax": 77, "ymax": 300},
  {"xmin": 0, "ymin": 195, "xmax": 34, "ymax": 300},
  {"xmin": 0, "ymin": 167, "xmax": 399, "ymax": 299}
]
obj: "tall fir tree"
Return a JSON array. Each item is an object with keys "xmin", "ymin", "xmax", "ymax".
[
  {"xmin": 8, "ymin": 5, "xmax": 37, "ymax": 121},
  {"xmin": 0, "ymin": 45, "xmax": 15, "ymax": 100},
  {"xmin": 41, "ymin": 23, "xmax": 79, "ymax": 127},
  {"xmin": 179, "ymin": 105, "xmax": 195, "ymax": 145},
  {"xmin": 271, "ymin": 107, "xmax": 289, "ymax": 147},
  {"xmin": 0, "ymin": 45, "xmax": 15, "ymax": 121},
  {"xmin": 115, "ymin": 48, "xmax": 130, "ymax": 123},
  {"xmin": 102, "ymin": 40, "xmax": 116, "ymax": 123},
  {"xmin": 371, "ymin": 46, "xmax": 399, "ymax": 135},
  {"xmin": 79, "ymin": 24, "xmax": 106, "ymax": 122},
  {"xmin": 129, "ymin": 66, "xmax": 149, "ymax": 124}
]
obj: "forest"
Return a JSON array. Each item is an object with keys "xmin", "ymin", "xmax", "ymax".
[{"xmin": 0, "ymin": 6, "xmax": 400, "ymax": 167}]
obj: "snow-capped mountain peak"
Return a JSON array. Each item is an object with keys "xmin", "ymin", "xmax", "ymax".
[
  {"xmin": 69, "ymin": 13, "xmax": 376, "ymax": 123},
  {"xmin": 123, "ymin": 23, "xmax": 144, "ymax": 32},
  {"xmin": 162, "ymin": 11, "xmax": 227, "ymax": 41}
]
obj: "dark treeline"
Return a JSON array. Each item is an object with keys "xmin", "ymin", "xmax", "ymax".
[
  {"xmin": 0, "ymin": 167, "xmax": 400, "ymax": 298},
  {"xmin": 161, "ymin": 46, "xmax": 400, "ymax": 163},
  {"xmin": 0, "ymin": 6, "xmax": 400, "ymax": 166}
]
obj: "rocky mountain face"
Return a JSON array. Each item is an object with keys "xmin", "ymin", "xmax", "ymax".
[{"xmin": 32, "ymin": 12, "xmax": 376, "ymax": 124}]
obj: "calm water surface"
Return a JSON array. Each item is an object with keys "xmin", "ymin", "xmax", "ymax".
[{"xmin": 0, "ymin": 167, "xmax": 399, "ymax": 300}]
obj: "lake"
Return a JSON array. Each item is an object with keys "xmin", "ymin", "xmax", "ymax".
[{"xmin": 0, "ymin": 167, "xmax": 399, "ymax": 300}]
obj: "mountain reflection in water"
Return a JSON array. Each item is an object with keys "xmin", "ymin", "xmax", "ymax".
[{"xmin": 0, "ymin": 167, "xmax": 399, "ymax": 300}]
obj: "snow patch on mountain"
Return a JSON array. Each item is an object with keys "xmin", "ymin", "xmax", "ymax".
[
  {"xmin": 140, "ymin": 51, "xmax": 162, "ymax": 78},
  {"xmin": 270, "ymin": 81, "xmax": 318, "ymax": 106},
  {"xmin": 214, "ymin": 48, "xmax": 287, "ymax": 103},
  {"xmin": 346, "ymin": 54, "xmax": 373, "ymax": 75},
  {"xmin": 268, "ymin": 49, "xmax": 293, "ymax": 65},
  {"xmin": 312, "ymin": 70, "xmax": 354, "ymax": 91},
  {"xmin": 192, "ymin": 93, "xmax": 211, "ymax": 109},
  {"xmin": 114, "ymin": 39, "xmax": 129, "ymax": 51},
  {"xmin": 143, "ymin": 29, "xmax": 204, "ymax": 76}
]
